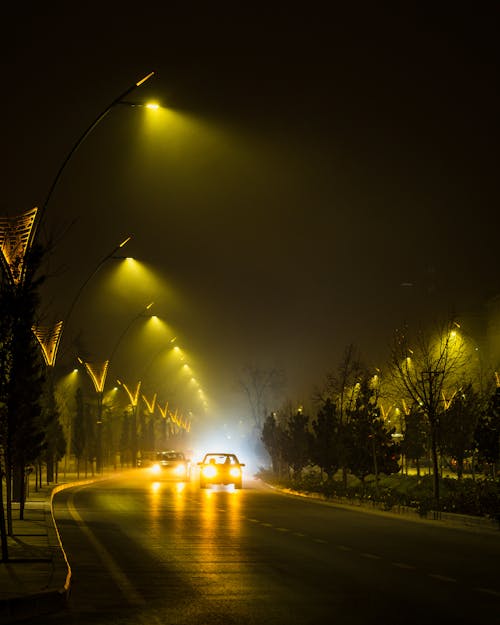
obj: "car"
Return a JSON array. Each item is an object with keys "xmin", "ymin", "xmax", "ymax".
[
  {"xmin": 197, "ymin": 453, "xmax": 245, "ymax": 489},
  {"xmin": 151, "ymin": 450, "xmax": 191, "ymax": 481}
]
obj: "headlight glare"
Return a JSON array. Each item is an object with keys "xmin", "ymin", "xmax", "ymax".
[
  {"xmin": 151, "ymin": 463, "xmax": 161, "ymax": 475},
  {"xmin": 203, "ymin": 465, "xmax": 217, "ymax": 478}
]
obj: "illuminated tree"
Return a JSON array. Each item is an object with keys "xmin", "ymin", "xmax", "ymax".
[
  {"xmin": 344, "ymin": 378, "xmax": 399, "ymax": 485},
  {"xmin": 439, "ymin": 382, "xmax": 481, "ymax": 478},
  {"xmin": 322, "ymin": 344, "xmax": 365, "ymax": 488},
  {"xmin": 400, "ymin": 404, "xmax": 427, "ymax": 476},
  {"xmin": 389, "ymin": 320, "xmax": 469, "ymax": 508}
]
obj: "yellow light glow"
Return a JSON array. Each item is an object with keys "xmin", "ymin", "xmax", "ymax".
[
  {"xmin": 142, "ymin": 393, "xmax": 157, "ymax": 414},
  {"xmin": 202, "ymin": 465, "xmax": 217, "ymax": 478},
  {"xmin": 82, "ymin": 359, "xmax": 109, "ymax": 393},
  {"xmin": 0, "ymin": 207, "xmax": 38, "ymax": 284},
  {"xmin": 151, "ymin": 463, "xmax": 161, "ymax": 475},
  {"xmin": 135, "ymin": 71, "xmax": 155, "ymax": 87},
  {"xmin": 119, "ymin": 236, "xmax": 132, "ymax": 248},
  {"xmin": 120, "ymin": 380, "xmax": 142, "ymax": 406},
  {"xmin": 145, "ymin": 102, "xmax": 160, "ymax": 110},
  {"xmin": 32, "ymin": 321, "xmax": 63, "ymax": 366}
]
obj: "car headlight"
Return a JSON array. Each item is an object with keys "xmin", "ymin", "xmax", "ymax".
[
  {"xmin": 229, "ymin": 467, "xmax": 241, "ymax": 478},
  {"xmin": 174, "ymin": 464, "xmax": 186, "ymax": 476},
  {"xmin": 151, "ymin": 463, "xmax": 161, "ymax": 475},
  {"xmin": 202, "ymin": 465, "xmax": 217, "ymax": 478}
]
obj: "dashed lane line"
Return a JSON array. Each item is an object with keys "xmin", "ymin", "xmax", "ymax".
[
  {"xmin": 475, "ymin": 587, "xmax": 500, "ymax": 598},
  {"xmin": 428, "ymin": 573, "xmax": 457, "ymax": 583},
  {"xmin": 243, "ymin": 515, "xmax": 500, "ymax": 599}
]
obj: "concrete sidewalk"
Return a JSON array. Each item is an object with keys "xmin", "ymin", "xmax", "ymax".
[{"xmin": 0, "ymin": 474, "xmax": 100, "ymax": 624}]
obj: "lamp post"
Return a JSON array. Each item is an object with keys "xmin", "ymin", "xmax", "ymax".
[
  {"xmin": 108, "ymin": 301, "xmax": 155, "ymax": 366},
  {"xmin": 61, "ymin": 235, "xmax": 132, "ymax": 334},
  {"xmin": 78, "ymin": 302, "xmax": 154, "ymax": 471},
  {"xmin": 78, "ymin": 357, "xmax": 109, "ymax": 473},
  {"xmin": 117, "ymin": 379, "xmax": 142, "ymax": 467},
  {"xmin": 36, "ymin": 71, "xmax": 155, "ymax": 233}
]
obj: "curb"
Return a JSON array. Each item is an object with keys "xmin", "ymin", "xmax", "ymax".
[
  {"xmin": 0, "ymin": 476, "xmax": 113, "ymax": 624},
  {"xmin": 264, "ymin": 482, "xmax": 500, "ymax": 534}
]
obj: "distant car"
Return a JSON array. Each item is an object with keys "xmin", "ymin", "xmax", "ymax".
[
  {"xmin": 151, "ymin": 451, "xmax": 191, "ymax": 481},
  {"xmin": 197, "ymin": 453, "xmax": 245, "ymax": 489}
]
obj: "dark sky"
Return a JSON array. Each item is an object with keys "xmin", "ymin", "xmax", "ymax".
[{"xmin": 1, "ymin": 5, "xmax": 499, "ymax": 426}]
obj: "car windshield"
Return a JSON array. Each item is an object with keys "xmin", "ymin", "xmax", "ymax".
[
  {"xmin": 157, "ymin": 452, "xmax": 184, "ymax": 461},
  {"xmin": 203, "ymin": 454, "xmax": 238, "ymax": 465}
]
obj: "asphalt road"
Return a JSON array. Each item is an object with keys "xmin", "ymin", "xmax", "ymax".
[{"xmin": 24, "ymin": 471, "xmax": 500, "ymax": 625}]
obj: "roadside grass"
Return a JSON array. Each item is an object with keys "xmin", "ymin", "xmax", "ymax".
[{"xmin": 258, "ymin": 467, "xmax": 500, "ymax": 524}]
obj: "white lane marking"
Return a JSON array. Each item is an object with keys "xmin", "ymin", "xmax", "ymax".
[
  {"xmin": 360, "ymin": 552, "xmax": 381, "ymax": 560},
  {"xmin": 475, "ymin": 587, "xmax": 500, "ymax": 597},
  {"xmin": 428, "ymin": 573, "xmax": 457, "ymax": 583},
  {"xmin": 392, "ymin": 562, "xmax": 416, "ymax": 570},
  {"xmin": 67, "ymin": 491, "xmax": 145, "ymax": 606}
]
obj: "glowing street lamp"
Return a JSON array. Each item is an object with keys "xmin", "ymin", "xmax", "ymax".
[
  {"xmin": 37, "ymin": 71, "xmax": 156, "ymax": 232},
  {"xmin": 30, "ymin": 236, "xmax": 133, "ymax": 369},
  {"xmin": 1, "ymin": 72, "xmax": 155, "ymax": 284},
  {"xmin": 62, "ymin": 235, "xmax": 133, "ymax": 332},
  {"xmin": 108, "ymin": 301, "xmax": 155, "ymax": 366}
]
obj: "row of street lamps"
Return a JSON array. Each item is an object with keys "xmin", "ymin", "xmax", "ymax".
[{"xmin": 0, "ymin": 71, "xmax": 207, "ymax": 473}]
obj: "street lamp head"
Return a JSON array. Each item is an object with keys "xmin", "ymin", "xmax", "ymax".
[
  {"xmin": 136, "ymin": 71, "xmax": 155, "ymax": 87},
  {"xmin": 119, "ymin": 236, "xmax": 132, "ymax": 248},
  {"xmin": 117, "ymin": 100, "xmax": 161, "ymax": 109}
]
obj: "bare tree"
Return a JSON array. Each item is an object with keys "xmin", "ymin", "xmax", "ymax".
[
  {"xmin": 388, "ymin": 320, "xmax": 469, "ymax": 509},
  {"xmin": 239, "ymin": 364, "xmax": 286, "ymax": 431},
  {"xmin": 323, "ymin": 344, "xmax": 365, "ymax": 488}
]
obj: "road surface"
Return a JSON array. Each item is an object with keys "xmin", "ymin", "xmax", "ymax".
[{"xmin": 35, "ymin": 471, "xmax": 500, "ymax": 624}]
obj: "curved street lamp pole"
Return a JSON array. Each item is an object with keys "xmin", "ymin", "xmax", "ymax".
[
  {"xmin": 108, "ymin": 301, "xmax": 155, "ymax": 367},
  {"xmin": 36, "ymin": 71, "xmax": 155, "ymax": 234},
  {"xmin": 62, "ymin": 235, "xmax": 132, "ymax": 333}
]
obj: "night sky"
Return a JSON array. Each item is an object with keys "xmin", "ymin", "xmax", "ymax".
[{"xmin": 1, "ymin": 5, "xmax": 498, "ymax": 428}]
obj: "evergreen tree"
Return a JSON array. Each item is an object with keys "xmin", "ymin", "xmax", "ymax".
[
  {"xmin": 261, "ymin": 413, "xmax": 282, "ymax": 476},
  {"xmin": 282, "ymin": 410, "xmax": 311, "ymax": 479},
  {"xmin": 345, "ymin": 379, "xmax": 399, "ymax": 484},
  {"xmin": 475, "ymin": 387, "xmax": 500, "ymax": 476},
  {"xmin": 401, "ymin": 404, "xmax": 427, "ymax": 475},
  {"xmin": 439, "ymin": 383, "xmax": 480, "ymax": 478},
  {"xmin": 311, "ymin": 398, "xmax": 342, "ymax": 480}
]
